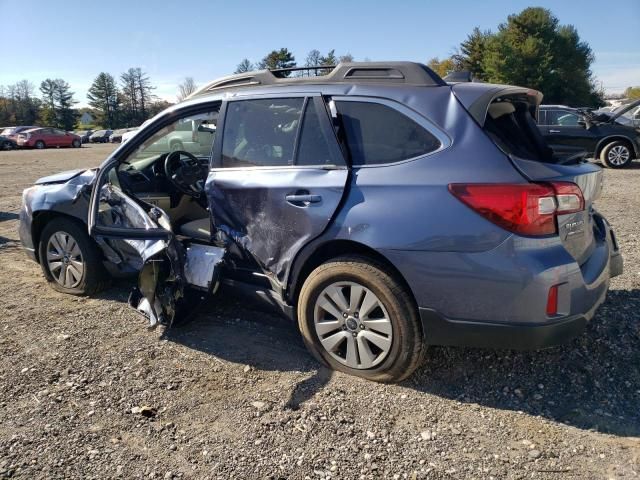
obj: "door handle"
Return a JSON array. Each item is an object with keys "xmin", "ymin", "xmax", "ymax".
[
  {"xmin": 549, "ymin": 129, "xmax": 561, "ymax": 133},
  {"xmin": 285, "ymin": 193, "xmax": 322, "ymax": 206}
]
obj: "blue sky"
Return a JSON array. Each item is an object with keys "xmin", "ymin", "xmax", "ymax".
[{"xmin": 0, "ymin": 0, "xmax": 638, "ymax": 106}]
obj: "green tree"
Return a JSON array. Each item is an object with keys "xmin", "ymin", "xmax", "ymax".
[
  {"xmin": 258, "ymin": 48, "xmax": 296, "ymax": 76},
  {"xmin": 53, "ymin": 80, "xmax": 77, "ymax": 130},
  {"xmin": 234, "ymin": 59, "xmax": 253, "ymax": 74},
  {"xmin": 120, "ymin": 68, "xmax": 140, "ymax": 126},
  {"xmin": 39, "ymin": 79, "xmax": 58, "ymax": 126},
  {"xmin": 454, "ymin": 27, "xmax": 491, "ymax": 79},
  {"xmin": 87, "ymin": 73, "xmax": 120, "ymax": 128},
  {"xmin": 480, "ymin": 8, "xmax": 602, "ymax": 106}
]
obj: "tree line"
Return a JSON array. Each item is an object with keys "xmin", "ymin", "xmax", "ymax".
[
  {"xmin": 426, "ymin": 7, "xmax": 606, "ymax": 107},
  {"xmin": 0, "ymin": 7, "xmax": 636, "ymax": 130},
  {"xmin": 235, "ymin": 8, "xmax": 619, "ymax": 107},
  {"xmin": 0, "ymin": 68, "xmax": 173, "ymax": 131},
  {"xmin": 235, "ymin": 48, "xmax": 356, "ymax": 77}
]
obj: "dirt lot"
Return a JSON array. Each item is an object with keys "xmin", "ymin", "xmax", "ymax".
[{"xmin": 0, "ymin": 143, "xmax": 638, "ymax": 479}]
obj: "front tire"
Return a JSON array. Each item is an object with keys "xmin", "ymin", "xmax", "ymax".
[
  {"xmin": 35, "ymin": 140, "xmax": 45, "ymax": 149},
  {"xmin": 72, "ymin": 139, "xmax": 81, "ymax": 148},
  {"xmin": 297, "ymin": 256, "xmax": 424, "ymax": 383},
  {"xmin": 601, "ymin": 141, "xmax": 633, "ymax": 168},
  {"xmin": 38, "ymin": 218, "xmax": 108, "ymax": 295}
]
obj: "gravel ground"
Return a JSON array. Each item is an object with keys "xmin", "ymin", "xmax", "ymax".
[{"xmin": 0, "ymin": 144, "xmax": 638, "ymax": 479}]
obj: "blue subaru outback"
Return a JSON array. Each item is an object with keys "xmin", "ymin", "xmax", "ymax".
[{"xmin": 19, "ymin": 62, "xmax": 622, "ymax": 382}]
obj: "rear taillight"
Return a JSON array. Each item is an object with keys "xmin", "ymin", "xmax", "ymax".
[{"xmin": 448, "ymin": 182, "xmax": 585, "ymax": 236}]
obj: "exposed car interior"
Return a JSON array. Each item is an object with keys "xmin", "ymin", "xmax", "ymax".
[
  {"xmin": 98, "ymin": 111, "xmax": 218, "ymax": 242},
  {"xmin": 483, "ymin": 95, "xmax": 585, "ymax": 164}
]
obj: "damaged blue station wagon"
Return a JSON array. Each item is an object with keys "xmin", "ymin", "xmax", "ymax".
[{"xmin": 19, "ymin": 62, "xmax": 623, "ymax": 382}]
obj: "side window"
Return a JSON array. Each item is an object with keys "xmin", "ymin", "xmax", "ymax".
[
  {"xmin": 296, "ymin": 99, "xmax": 339, "ymax": 166},
  {"xmin": 547, "ymin": 110, "xmax": 581, "ymax": 126},
  {"xmin": 335, "ymin": 101, "xmax": 440, "ymax": 165},
  {"xmin": 221, "ymin": 98, "xmax": 303, "ymax": 167}
]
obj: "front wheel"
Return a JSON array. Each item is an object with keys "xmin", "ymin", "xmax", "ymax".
[
  {"xmin": 38, "ymin": 218, "xmax": 109, "ymax": 295},
  {"xmin": 297, "ymin": 256, "xmax": 425, "ymax": 383},
  {"xmin": 601, "ymin": 141, "xmax": 633, "ymax": 168},
  {"xmin": 72, "ymin": 139, "xmax": 81, "ymax": 148},
  {"xmin": 35, "ymin": 140, "xmax": 45, "ymax": 149}
]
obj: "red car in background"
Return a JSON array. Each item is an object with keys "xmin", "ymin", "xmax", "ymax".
[{"xmin": 17, "ymin": 128, "xmax": 82, "ymax": 149}]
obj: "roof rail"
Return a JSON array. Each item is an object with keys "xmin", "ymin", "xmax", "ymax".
[{"xmin": 188, "ymin": 61, "xmax": 446, "ymax": 99}]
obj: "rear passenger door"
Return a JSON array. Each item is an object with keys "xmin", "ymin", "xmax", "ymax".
[{"xmin": 207, "ymin": 94, "xmax": 348, "ymax": 287}]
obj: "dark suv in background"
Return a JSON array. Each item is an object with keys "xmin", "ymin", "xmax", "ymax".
[
  {"xmin": 538, "ymin": 101, "xmax": 640, "ymax": 168},
  {"xmin": 18, "ymin": 62, "xmax": 622, "ymax": 382}
]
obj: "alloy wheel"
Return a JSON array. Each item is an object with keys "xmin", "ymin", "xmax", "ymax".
[
  {"xmin": 46, "ymin": 231, "xmax": 84, "ymax": 288},
  {"xmin": 608, "ymin": 145, "xmax": 630, "ymax": 166},
  {"xmin": 313, "ymin": 281, "xmax": 393, "ymax": 369}
]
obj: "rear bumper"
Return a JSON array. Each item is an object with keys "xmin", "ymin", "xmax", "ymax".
[
  {"xmin": 419, "ymin": 214, "xmax": 621, "ymax": 350},
  {"xmin": 420, "ymin": 307, "xmax": 588, "ymax": 349}
]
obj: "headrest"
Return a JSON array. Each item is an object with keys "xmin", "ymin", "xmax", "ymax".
[{"xmin": 488, "ymin": 102, "xmax": 516, "ymax": 119}]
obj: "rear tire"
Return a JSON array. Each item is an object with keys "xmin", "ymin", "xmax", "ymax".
[
  {"xmin": 601, "ymin": 141, "xmax": 633, "ymax": 168},
  {"xmin": 38, "ymin": 218, "xmax": 109, "ymax": 295},
  {"xmin": 35, "ymin": 140, "xmax": 45, "ymax": 149},
  {"xmin": 297, "ymin": 255, "xmax": 425, "ymax": 383}
]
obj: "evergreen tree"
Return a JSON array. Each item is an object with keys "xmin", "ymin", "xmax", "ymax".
[
  {"xmin": 234, "ymin": 59, "xmax": 253, "ymax": 74},
  {"xmin": 53, "ymin": 80, "xmax": 77, "ymax": 131},
  {"xmin": 258, "ymin": 48, "xmax": 296, "ymax": 76},
  {"xmin": 454, "ymin": 27, "xmax": 490, "ymax": 79},
  {"xmin": 480, "ymin": 8, "xmax": 602, "ymax": 106},
  {"xmin": 87, "ymin": 73, "xmax": 120, "ymax": 128}
]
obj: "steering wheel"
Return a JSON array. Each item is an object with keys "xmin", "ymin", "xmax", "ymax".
[{"xmin": 164, "ymin": 150, "xmax": 205, "ymax": 196}]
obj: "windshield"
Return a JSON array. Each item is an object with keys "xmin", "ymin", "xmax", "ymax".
[{"xmin": 124, "ymin": 110, "xmax": 219, "ymax": 167}]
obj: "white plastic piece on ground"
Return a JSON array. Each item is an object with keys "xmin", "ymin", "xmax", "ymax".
[{"xmin": 184, "ymin": 243, "xmax": 225, "ymax": 289}]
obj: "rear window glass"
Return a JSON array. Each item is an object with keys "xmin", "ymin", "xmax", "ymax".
[{"xmin": 335, "ymin": 101, "xmax": 440, "ymax": 165}]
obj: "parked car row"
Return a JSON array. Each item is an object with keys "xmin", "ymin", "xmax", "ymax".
[{"xmin": 0, "ymin": 126, "xmax": 82, "ymax": 149}]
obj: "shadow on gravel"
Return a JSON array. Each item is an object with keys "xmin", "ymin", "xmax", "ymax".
[
  {"xmin": 406, "ymin": 289, "xmax": 640, "ymax": 437},
  {"xmin": 0, "ymin": 211, "xmax": 19, "ymax": 222},
  {"xmin": 160, "ymin": 287, "xmax": 334, "ymax": 410}
]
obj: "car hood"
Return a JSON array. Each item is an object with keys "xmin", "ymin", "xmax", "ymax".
[
  {"xmin": 35, "ymin": 169, "xmax": 88, "ymax": 185},
  {"xmin": 598, "ymin": 98, "xmax": 640, "ymax": 122}
]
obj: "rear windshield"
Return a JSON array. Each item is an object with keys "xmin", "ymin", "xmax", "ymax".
[{"xmin": 483, "ymin": 97, "xmax": 555, "ymax": 163}]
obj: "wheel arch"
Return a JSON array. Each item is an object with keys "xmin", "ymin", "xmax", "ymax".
[
  {"xmin": 595, "ymin": 135, "xmax": 638, "ymax": 159},
  {"xmin": 31, "ymin": 211, "xmax": 87, "ymax": 263},
  {"xmin": 287, "ymin": 239, "xmax": 420, "ymax": 320}
]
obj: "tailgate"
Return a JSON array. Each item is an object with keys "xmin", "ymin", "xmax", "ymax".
[{"xmin": 511, "ymin": 157, "xmax": 603, "ymax": 265}]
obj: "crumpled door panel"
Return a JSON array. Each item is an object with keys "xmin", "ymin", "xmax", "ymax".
[{"xmin": 96, "ymin": 184, "xmax": 225, "ymax": 328}]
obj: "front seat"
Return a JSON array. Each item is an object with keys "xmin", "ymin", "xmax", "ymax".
[{"xmin": 179, "ymin": 217, "xmax": 211, "ymax": 241}]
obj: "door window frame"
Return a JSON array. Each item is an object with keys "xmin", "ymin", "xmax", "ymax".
[
  {"xmin": 88, "ymin": 100, "xmax": 222, "ymax": 238},
  {"xmin": 211, "ymin": 92, "xmax": 347, "ymax": 171}
]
